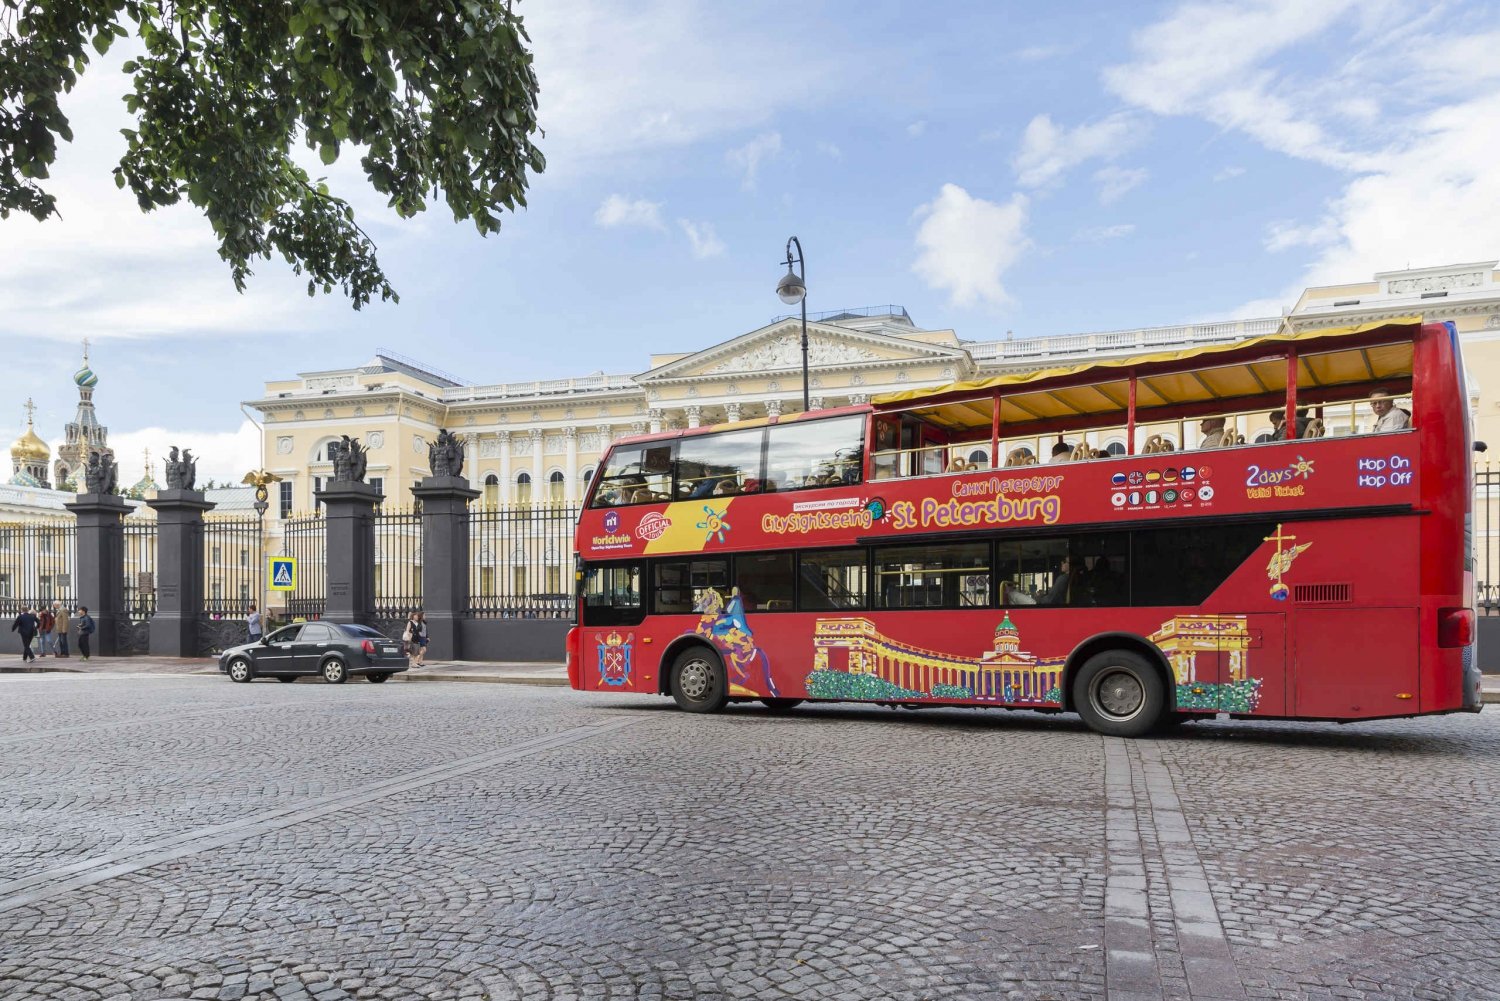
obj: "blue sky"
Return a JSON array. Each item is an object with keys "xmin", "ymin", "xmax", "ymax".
[{"xmin": 5, "ymin": 0, "xmax": 1500, "ymax": 483}]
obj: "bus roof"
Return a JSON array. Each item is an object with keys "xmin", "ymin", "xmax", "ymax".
[{"xmin": 873, "ymin": 316, "xmax": 1420, "ymax": 430}]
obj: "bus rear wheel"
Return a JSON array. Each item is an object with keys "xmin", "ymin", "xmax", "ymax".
[
  {"xmin": 1073, "ymin": 649, "xmax": 1167, "ymax": 738},
  {"xmin": 760, "ymin": 698, "xmax": 804, "ymax": 713},
  {"xmin": 670, "ymin": 648, "xmax": 728, "ymax": 714}
]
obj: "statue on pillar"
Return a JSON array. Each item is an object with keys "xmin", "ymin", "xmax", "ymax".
[
  {"xmin": 330, "ymin": 435, "xmax": 368, "ymax": 483},
  {"xmin": 164, "ymin": 446, "xmax": 198, "ymax": 490},
  {"xmin": 427, "ymin": 429, "xmax": 466, "ymax": 478},
  {"xmin": 84, "ymin": 449, "xmax": 118, "ymax": 495}
]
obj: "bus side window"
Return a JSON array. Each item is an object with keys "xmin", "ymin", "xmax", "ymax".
[
  {"xmin": 591, "ymin": 443, "xmax": 676, "ymax": 507},
  {"xmin": 675, "ymin": 427, "xmax": 764, "ymax": 499},
  {"xmin": 799, "ymin": 549, "xmax": 868, "ymax": 610},
  {"xmin": 766, "ymin": 415, "xmax": 865, "ymax": 491},
  {"xmin": 653, "ymin": 559, "xmax": 730, "ymax": 614},
  {"xmin": 581, "ymin": 563, "xmax": 645, "ymax": 626},
  {"xmin": 734, "ymin": 553, "xmax": 795, "ymax": 610}
]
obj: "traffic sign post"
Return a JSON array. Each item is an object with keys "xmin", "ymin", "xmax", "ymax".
[{"xmin": 268, "ymin": 556, "xmax": 298, "ymax": 592}]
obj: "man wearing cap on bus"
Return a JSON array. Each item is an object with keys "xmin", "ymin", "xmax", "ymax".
[
  {"xmin": 1198, "ymin": 417, "xmax": 1228, "ymax": 449},
  {"xmin": 1370, "ymin": 390, "xmax": 1411, "ymax": 432}
]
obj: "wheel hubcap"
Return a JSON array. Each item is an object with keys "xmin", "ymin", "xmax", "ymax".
[
  {"xmin": 1093, "ymin": 668, "xmax": 1145, "ymax": 720},
  {"xmin": 327, "ymin": 664, "xmax": 342, "ymax": 680},
  {"xmin": 679, "ymin": 660, "xmax": 712, "ymax": 701},
  {"xmin": 230, "ymin": 661, "xmax": 247, "ymax": 680}
]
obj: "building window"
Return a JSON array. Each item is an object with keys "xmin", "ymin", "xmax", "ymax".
[
  {"xmin": 211, "ymin": 545, "xmax": 222, "ymax": 565},
  {"xmin": 480, "ymin": 567, "xmax": 495, "ymax": 596},
  {"xmin": 967, "ymin": 449, "xmax": 989, "ymax": 466},
  {"xmin": 515, "ymin": 472, "xmax": 532, "ymax": 505},
  {"xmin": 1104, "ymin": 441, "xmax": 1126, "ymax": 456},
  {"xmin": 484, "ymin": 474, "xmax": 499, "ymax": 508},
  {"xmin": 279, "ymin": 481, "xmax": 293, "ymax": 519},
  {"xmin": 314, "ymin": 476, "xmax": 324, "ymax": 509},
  {"xmin": 512, "ymin": 565, "xmax": 528, "ymax": 595},
  {"xmin": 370, "ymin": 476, "xmax": 384, "ymax": 500},
  {"xmin": 546, "ymin": 566, "xmax": 561, "ymax": 593},
  {"xmin": 548, "ymin": 470, "xmax": 565, "ymax": 502},
  {"xmin": 239, "ymin": 549, "xmax": 248, "ymax": 567}
]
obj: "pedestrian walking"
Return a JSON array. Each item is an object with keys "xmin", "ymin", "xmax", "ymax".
[
  {"xmin": 414, "ymin": 611, "xmax": 428, "ymax": 666},
  {"xmin": 11, "ymin": 606, "xmax": 39, "ymax": 662},
  {"xmin": 401, "ymin": 612, "xmax": 418, "ymax": 661},
  {"xmin": 75, "ymin": 606, "xmax": 96, "ymax": 661},
  {"xmin": 37, "ymin": 605, "xmax": 56, "ymax": 657},
  {"xmin": 53, "ymin": 604, "xmax": 70, "ymax": 658},
  {"xmin": 247, "ymin": 603, "xmax": 262, "ymax": 643}
]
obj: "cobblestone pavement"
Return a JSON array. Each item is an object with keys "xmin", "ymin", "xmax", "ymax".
[{"xmin": 1, "ymin": 674, "xmax": 1497, "ymax": 1001}]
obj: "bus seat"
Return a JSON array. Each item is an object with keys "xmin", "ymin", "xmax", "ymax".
[{"xmin": 1305, "ymin": 417, "xmax": 1326, "ymax": 438}]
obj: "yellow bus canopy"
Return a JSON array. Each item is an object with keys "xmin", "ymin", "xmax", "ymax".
[{"xmin": 874, "ymin": 318, "xmax": 1419, "ymax": 431}]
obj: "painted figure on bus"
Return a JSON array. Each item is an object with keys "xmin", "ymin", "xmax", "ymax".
[{"xmin": 694, "ymin": 587, "xmax": 779, "ymax": 697}]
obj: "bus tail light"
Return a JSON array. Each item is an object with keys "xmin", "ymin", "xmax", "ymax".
[
  {"xmin": 1438, "ymin": 607, "xmax": 1474, "ymax": 648},
  {"xmin": 565, "ymin": 627, "xmax": 581, "ymax": 688}
]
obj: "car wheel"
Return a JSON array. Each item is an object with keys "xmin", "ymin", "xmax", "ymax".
[
  {"xmin": 227, "ymin": 657, "xmax": 253, "ymax": 684},
  {"xmin": 367, "ymin": 672, "xmax": 390, "ymax": 684},
  {"xmin": 1072, "ymin": 649, "xmax": 1168, "ymax": 738},
  {"xmin": 670, "ymin": 647, "xmax": 728, "ymax": 714},
  {"xmin": 760, "ymin": 698, "xmax": 804, "ymax": 713},
  {"xmin": 322, "ymin": 658, "xmax": 348, "ymax": 685},
  {"xmin": 276, "ymin": 676, "xmax": 297, "ymax": 684}
]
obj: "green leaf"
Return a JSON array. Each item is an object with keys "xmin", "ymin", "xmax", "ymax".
[{"xmin": 319, "ymin": 143, "xmax": 338, "ymax": 166}]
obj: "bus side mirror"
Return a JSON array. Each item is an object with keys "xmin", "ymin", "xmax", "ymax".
[{"xmin": 1476, "ymin": 441, "xmax": 1488, "ymax": 453}]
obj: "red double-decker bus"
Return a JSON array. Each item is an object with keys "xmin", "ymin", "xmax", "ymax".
[{"xmin": 566, "ymin": 318, "xmax": 1483, "ymax": 736}]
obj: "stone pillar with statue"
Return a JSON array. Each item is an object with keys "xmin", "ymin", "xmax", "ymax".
[
  {"xmin": 315, "ymin": 435, "xmax": 381, "ymax": 626},
  {"xmin": 413, "ymin": 429, "xmax": 480, "ymax": 660},
  {"xmin": 147, "ymin": 446, "xmax": 215, "ymax": 657},
  {"xmin": 65, "ymin": 451, "xmax": 127, "ymax": 656}
]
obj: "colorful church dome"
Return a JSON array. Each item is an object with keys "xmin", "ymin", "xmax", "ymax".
[{"xmin": 74, "ymin": 364, "xmax": 99, "ymax": 389}]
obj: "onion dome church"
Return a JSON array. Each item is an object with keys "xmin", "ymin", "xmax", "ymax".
[
  {"xmin": 9, "ymin": 399, "xmax": 51, "ymax": 488},
  {"xmin": 53, "ymin": 341, "xmax": 114, "ymax": 491}
]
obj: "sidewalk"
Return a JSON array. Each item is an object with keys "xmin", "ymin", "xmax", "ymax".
[{"xmin": 0, "ymin": 655, "xmax": 568, "ymax": 686}]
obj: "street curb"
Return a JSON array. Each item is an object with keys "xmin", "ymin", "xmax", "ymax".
[
  {"xmin": 0, "ymin": 665, "xmax": 84, "ymax": 674},
  {"xmin": 394, "ymin": 673, "xmax": 568, "ymax": 687}
]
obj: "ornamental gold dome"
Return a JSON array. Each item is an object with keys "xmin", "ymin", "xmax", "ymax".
[{"xmin": 10, "ymin": 422, "xmax": 49, "ymax": 463}]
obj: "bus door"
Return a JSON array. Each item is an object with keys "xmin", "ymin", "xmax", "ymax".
[{"xmin": 1291, "ymin": 607, "xmax": 1418, "ymax": 718}]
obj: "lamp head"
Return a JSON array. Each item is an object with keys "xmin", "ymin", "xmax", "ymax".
[{"xmin": 776, "ymin": 267, "xmax": 806, "ymax": 305}]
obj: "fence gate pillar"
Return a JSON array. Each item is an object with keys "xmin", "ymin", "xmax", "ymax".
[
  {"xmin": 64, "ymin": 492, "xmax": 130, "ymax": 656},
  {"xmin": 316, "ymin": 481, "xmax": 382, "ymax": 625},
  {"xmin": 146, "ymin": 488, "xmax": 215, "ymax": 657},
  {"xmin": 412, "ymin": 475, "xmax": 481, "ymax": 661}
]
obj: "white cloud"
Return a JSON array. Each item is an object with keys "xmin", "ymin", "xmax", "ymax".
[
  {"xmin": 1077, "ymin": 224, "xmax": 1137, "ymax": 243},
  {"xmin": 1015, "ymin": 43, "xmax": 1070, "ymax": 62},
  {"xmin": 726, "ymin": 132, "xmax": 783, "ymax": 190},
  {"xmin": 678, "ymin": 219, "xmax": 726, "ymax": 259},
  {"xmin": 1102, "ymin": 1, "xmax": 1500, "ymax": 314},
  {"xmin": 90, "ymin": 420, "xmax": 264, "ymax": 489},
  {"xmin": 907, "ymin": 121, "xmax": 927, "ymax": 137},
  {"xmin": 1095, "ymin": 166, "xmax": 1148, "ymax": 204},
  {"xmin": 1013, "ymin": 113, "xmax": 1141, "ymax": 189},
  {"xmin": 593, "ymin": 194, "xmax": 666, "ymax": 230},
  {"xmin": 912, "ymin": 184, "xmax": 1030, "ymax": 308},
  {"xmin": 1213, "ymin": 166, "xmax": 1246, "ymax": 181},
  {"xmin": 816, "ymin": 141, "xmax": 844, "ymax": 160}
]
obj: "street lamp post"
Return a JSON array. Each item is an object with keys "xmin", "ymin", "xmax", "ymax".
[
  {"xmin": 243, "ymin": 469, "xmax": 281, "ymax": 626},
  {"xmin": 775, "ymin": 236, "xmax": 810, "ymax": 411}
]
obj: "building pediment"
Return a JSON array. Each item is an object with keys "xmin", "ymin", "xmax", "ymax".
[{"xmin": 638, "ymin": 320, "xmax": 970, "ymax": 384}]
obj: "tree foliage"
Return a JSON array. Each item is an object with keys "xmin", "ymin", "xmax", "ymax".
[{"xmin": 0, "ymin": 1, "xmax": 544, "ymax": 307}]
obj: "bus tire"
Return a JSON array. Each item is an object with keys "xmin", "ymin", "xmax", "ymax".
[
  {"xmin": 759, "ymin": 698, "xmax": 804, "ymax": 713},
  {"xmin": 1072, "ymin": 649, "xmax": 1167, "ymax": 738},
  {"xmin": 670, "ymin": 648, "xmax": 728, "ymax": 714}
]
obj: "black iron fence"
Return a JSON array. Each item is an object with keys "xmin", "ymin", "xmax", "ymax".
[
  {"xmin": 282, "ymin": 514, "xmax": 327, "ymax": 620},
  {"xmin": 204, "ymin": 517, "xmax": 262, "ymax": 617},
  {"xmin": 0, "ymin": 520, "xmax": 76, "ymax": 618},
  {"xmin": 123, "ymin": 518, "xmax": 157, "ymax": 621},
  {"xmin": 374, "ymin": 507, "xmax": 422, "ymax": 618},
  {"xmin": 1478, "ymin": 465, "xmax": 1500, "ymax": 614},
  {"xmin": 469, "ymin": 504, "xmax": 578, "ymax": 619}
]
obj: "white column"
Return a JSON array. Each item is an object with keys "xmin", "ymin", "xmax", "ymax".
[
  {"xmin": 564, "ymin": 427, "xmax": 579, "ymax": 502},
  {"xmin": 649, "ymin": 409, "xmax": 664, "ymax": 434},
  {"xmin": 466, "ymin": 433, "xmax": 479, "ymax": 481},
  {"xmin": 498, "ymin": 432, "xmax": 512, "ymax": 503},
  {"xmin": 725, "ymin": 403, "xmax": 741, "ymax": 423},
  {"xmin": 530, "ymin": 428, "xmax": 544, "ymax": 501},
  {"xmin": 684, "ymin": 405, "xmax": 702, "ymax": 429}
]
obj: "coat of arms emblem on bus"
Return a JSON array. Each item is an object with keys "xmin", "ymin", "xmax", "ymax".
[
  {"xmin": 1264, "ymin": 523, "xmax": 1312, "ymax": 601},
  {"xmin": 597, "ymin": 631, "xmax": 635, "ymax": 687},
  {"xmin": 694, "ymin": 587, "xmax": 778, "ymax": 697}
]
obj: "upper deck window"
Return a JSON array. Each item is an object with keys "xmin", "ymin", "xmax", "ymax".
[
  {"xmin": 675, "ymin": 427, "xmax": 765, "ymax": 499},
  {"xmin": 590, "ymin": 442, "xmax": 676, "ymax": 507},
  {"xmin": 764, "ymin": 415, "xmax": 864, "ymax": 492}
]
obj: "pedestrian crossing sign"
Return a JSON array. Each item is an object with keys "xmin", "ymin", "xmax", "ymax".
[{"xmin": 269, "ymin": 557, "xmax": 297, "ymax": 591}]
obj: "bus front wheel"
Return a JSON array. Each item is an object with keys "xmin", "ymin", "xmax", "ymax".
[
  {"xmin": 670, "ymin": 648, "xmax": 728, "ymax": 714},
  {"xmin": 1073, "ymin": 649, "xmax": 1167, "ymax": 738}
]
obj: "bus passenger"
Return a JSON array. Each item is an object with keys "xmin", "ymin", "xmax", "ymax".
[
  {"xmin": 1050, "ymin": 441, "xmax": 1075, "ymax": 463},
  {"xmin": 1370, "ymin": 390, "xmax": 1411, "ymax": 432},
  {"xmin": 1269, "ymin": 408, "xmax": 1309, "ymax": 441},
  {"xmin": 1036, "ymin": 556, "xmax": 1076, "ymax": 605},
  {"xmin": 1198, "ymin": 417, "xmax": 1227, "ymax": 448}
]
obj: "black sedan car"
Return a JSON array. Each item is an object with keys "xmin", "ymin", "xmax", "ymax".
[{"xmin": 219, "ymin": 621, "xmax": 409, "ymax": 684}]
